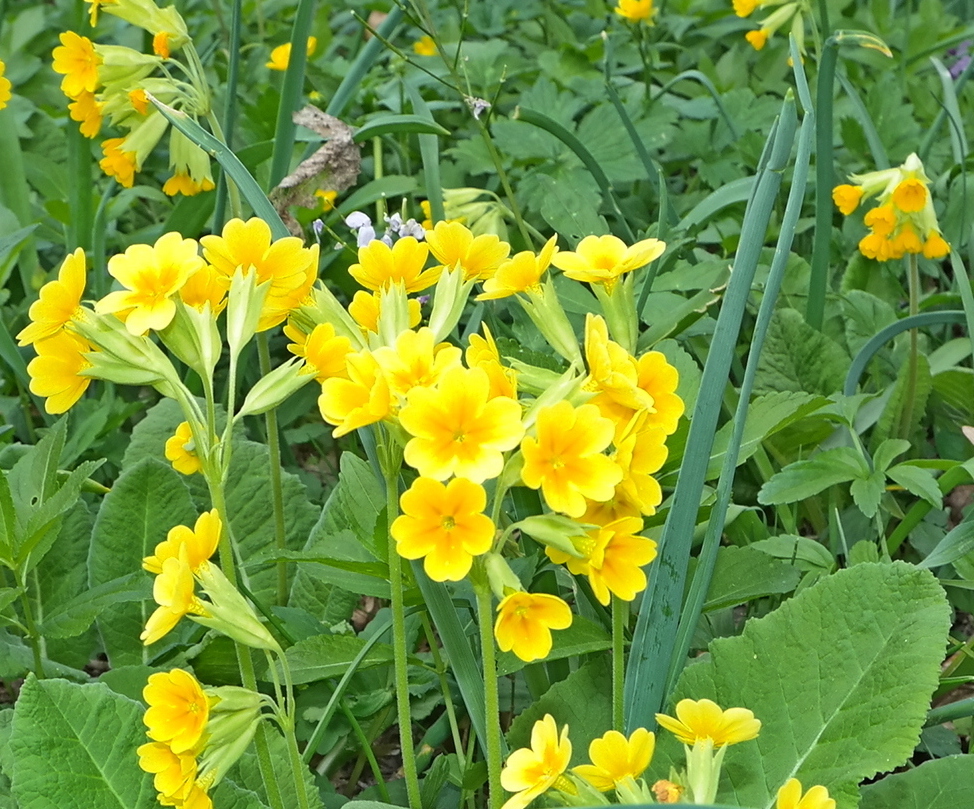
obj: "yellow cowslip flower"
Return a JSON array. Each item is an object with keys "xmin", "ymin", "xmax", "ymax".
[
  {"xmin": 165, "ymin": 127, "xmax": 217, "ymax": 198},
  {"xmin": 137, "ymin": 742, "xmax": 197, "ymax": 803},
  {"xmin": 292, "ymin": 322, "xmax": 353, "ymax": 383},
  {"xmin": 0, "ymin": 59, "xmax": 10, "ymax": 110},
  {"xmin": 143, "ymin": 669, "xmax": 211, "ymax": 754},
  {"xmin": 391, "ymin": 476, "xmax": 495, "ymax": 581},
  {"xmin": 164, "ymin": 421, "xmax": 203, "ymax": 476},
  {"xmin": 733, "ymin": 0, "xmax": 761, "ymax": 16},
  {"xmin": 84, "ymin": 0, "xmax": 117, "ymax": 26},
  {"xmin": 315, "ymin": 189, "xmax": 337, "ymax": 211},
  {"xmin": 891, "ymin": 177, "xmax": 927, "ymax": 212},
  {"xmin": 546, "ymin": 515, "xmax": 657, "ymax": 604},
  {"xmin": 495, "ymin": 592, "xmax": 573, "ymax": 663},
  {"xmin": 574, "ymin": 728, "xmax": 655, "ymax": 792},
  {"xmin": 746, "ymin": 29, "xmax": 769, "ymax": 49},
  {"xmin": 655, "ymin": 698, "xmax": 762, "ymax": 747},
  {"xmin": 143, "ymin": 510, "xmax": 221, "ymax": 575},
  {"xmin": 141, "ymin": 552, "xmax": 206, "ymax": 644},
  {"xmin": 99, "ymin": 137, "xmax": 137, "ymax": 187},
  {"xmin": 348, "ymin": 236, "xmax": 436, "ymax": 293},
  {"xmin": 266, "ymin": 36, "xmax": 317, "ymax": 71},
  {"xmin": 466, "ymin": 325, "xmax": 517, "ymax": 400},
  {"xmin": 614, "ymin": 0, "xmax": 656, "ymax": 23},
  {"xmin": 831, "ymin": 184, "xmax": 862, "ymax": 215},
  {"xmin": 552, "ymin": 234, "xmax": 664, "ymax": 291},
  {"xmin": 776, "ymin": 778, "xmax": 836, "ymax": 809},
  {"xmin": 318, "ymin": 349, "xmax": 391, "ymax": 437},
  {"xmin": 200, "ymin": 217, "xmax": 319, "ymax": 331},
  {"xmin": 520, "ymin": 401, "xmax": 622, "ymax": 518},
  {"xmin": 163, "ymin": 172, "xmax": 215, "ymax": 196},
  {"xmin": 425, "ymin": 221, "xmax": 511, "ymax": 282},
  {"xmin": 653, "ymin": 779, "xmax": 684, "ymax": 802},
  {"xmin": 594, "ymin": 349, "xmax": 684, "ymax": 440},
  {"xmin": 500, "ymin": 714, "xmax": 573, "ymax": 809},
  {"xmin": 372, "ymin": 327, "xmax": 463, "ymax": 404},
  {"xmin": 17, "ymin": 248, "xmax": 87, "ymax": 346},
  {"xmin": 347, "ymin": 289, "xmax": 422, "ymax": 334},
  {"xmin": 413, "ymin": 35, "xmax": 437, "ymax": 56},
  {"xmin": 27, "ymin": 331, "xmax": 93, "ymax": 414},
  {"xmin": 52, "ymin": 31, "xmax": 101, "ymax": 99},
  {"xmin": 179, "ymin": 263, "xmax": 227, "ymax": 314},
  {"xmin": 744, "ymin": 2, "xmax": 801, "ymax": 51},
  {"xmin": 96, "ymin": 232, "xmax": 204, "ymax": 335},
  {"xmin": 399, "ymin": 365, "xmax": 524, "ymax": 483},
  {"xmin": 68, "ymin": 90, "xmax": 103, "ymax": 137},
  {"xmin": 583, "ymin": 315, "xmax": 651, "ymax": 411},
  {"xmin": 590, "ymin": 415, "xmax": 667, "ymax": 520},
  {"xmin": 477, "ymin": 236, "xmax": 558, "ymax": 300}
]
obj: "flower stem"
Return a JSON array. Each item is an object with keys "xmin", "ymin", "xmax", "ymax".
[
  {"xmin": 474, "ymin": 581, "xmax": 502, "ymax": 809},
  {"xmin": 257, "ymin": 333, "xmax": 290, "ymax": 606},
  {"xmin": 899, "ymin": 253, "xmax": 920, "ymax": 441},
  {"xmin": 382, "ymin": 460, "xmax": 422, "ymax": 809},
  {"xmin": 18, "ymin": 587, "xmax": 45, "ymax": 679},
  {"xmin": 612, "ymin": 596, "xmax": 625, "ymax": 733}
]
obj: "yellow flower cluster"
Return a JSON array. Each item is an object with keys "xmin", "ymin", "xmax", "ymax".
[
  {"xmin": 833, "ymin": 153, "xmax": 950, "ymax": 261},
  {"xmin": 0, "ymin": 59, "xmax": 11, "ymax": 110},
  {"xmin": 51, "ymin": 0, "xmax": 215, "ymax": 195},
  {"xmin": 733, "ymin": 0, "xmax": 808, "ymax": 53},
  {"xmin": 139, "ymin": 668, "xmax": 265, "ymax": 809}
]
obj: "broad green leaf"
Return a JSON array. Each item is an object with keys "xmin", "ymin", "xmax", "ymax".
[
  {"xmin": 41, "ymin": 573, "xmax": 146, "ymax": 639},
  {"xmin": 278, "ymin": 633, "xmax": 394, "ymax": 684},
  {"xmin": 758, "ymin": 447, "xmax": 866, "ymax": 505},
  {"xmin": 870, "ymin": 353, "xmax": 932, "ymax": 452},
  {"xmin": 89, "ymin": 458, "xmax": 197, "ymax": 666},
  {"xmin": 260, "ymin": 533, "xmax": 390, "ymax": 600},
  {"xmin": 702, "ymin": 546, "xmax": 801, "ymax": 611},
  {"xmin": 212, "ymin": 779, "xmax": 269, "ymax": 809},
  {"xmin": 497, "ymin": 615, "xmax": 611, "ymax": 676},
  {"xmin": 336, "ymin": 176, "xmax": 419, "ymax": 216},
  {"xmin": 754, "ymin": 308, "xmax": 848, "ymax": 396},
  {"xmin": 678, "ymin": 176, "xmax": 756, "ymax": 230},
  {"xmin": 668, "ymin": 562, "xmax": 950, "ymax": 809},
  {"xmin": 0, "ymin": 224, "xmax": 36, "ymax": 289},
  {"xmin": 507, "ymin": 657, "xmax": 611, "ymax": 767},
  {"xmin": 860, "ymin": 755, "xmax": 974, "ymax": 809},
  {"xmin": 872, "ymin": 439, "xmax": 911, "ymax": 473},
  {"xmin": 0, "ymin": 475, "xmax": 14, "ymax": 563},
  {"xmin": 0, "ymin": 709, "xmax": 15, "ymax": 807},
  {"xmin": 0, "ymin": 628, "xmax": 88, "ymax": 681},
  {"xmin": 887, "ymin": 463, "xmax": 943, "ymax": 508},
  {"xmin": 841, "ymin": 290, "xmax": 898, "ymax": 359},
  {"xmin": 8, "ymin": 676, "xmax": 155, "ymax": 808},
  {"xmin": 847, "ymin": 540, "xmax": 880, "ymax": 565},
  {"xmin": 98, "ymin": 665, "xmax": 164, "ymax": 703},
  {"xmin": 639, "ymin": 283, "xmax": 726, "ymax": 348},
  {"xmin": 918, "ymin": 518, "xmax": 974, "ymax": 569},
  {"xmin": 850, "ymin": 470, "xmax": 885, "ymax": 518},
  {"xmin": 231, "ymin": 726, "xmax": 323, "ymax": 809},
  {"xmin": 748, "ymin": 536, "xmax": 835, "ymax": 572},
  {"xmin": 536, "ymin": 173, "xmax": 609, "ymax": 246}
]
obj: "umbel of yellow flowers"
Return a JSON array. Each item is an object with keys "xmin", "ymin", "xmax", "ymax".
[{"xmin": 833, "ymin": 152, "xmax": 950, "ymax": 261}]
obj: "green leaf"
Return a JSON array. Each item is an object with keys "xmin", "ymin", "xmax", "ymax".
[
  {"xmin": 860, "ymin": 755, "xmax": 974, "ymax": 809},
  {"xmin": 851, "ymin": 470, "xmax": 885, "ymax": 518},
  {"xmin": 8, "ymin": 676, "xmax": 155, "ymax": 808},
  {"xmin": 754, "ymin": 308, "xmax": 849, "ymax": 395},
  {"xmin": 758, "ymin": 447, "xmax": 866, "ymax": 505},
  {"xmin": 352, "ymin": 114, "xmax": 450, "ymax": 141},
  {"xmin": 278, "ymin": 633, "xmax": 394, "ymax": 685},
  {"xmin": 231, "ymin": 726, "xmax": 323, "ymax": 809},
  {"xmin": 336, "ymin": 176, "xmax": 418, "ymax": 217},
  {"xmin": 841, "ymin": 290, "xmax": 898, "ymax": 359},
  {"xmin": 918, "ymin": 518, "xmax": 974, "ymax": 569},
  {"xmin": 668, "ymin": 562, "xmax": 950, "ymax": 809},
  {"xmin": 507, "ymin": 657, "xmax": 611, "ymax": 767},
  {"xmin": 872, "ymin": 439, "xmax": 911, "ymax": 473},
  {"xmin": 41, "ymin": 573, "xmax": 146, "ymax": 640},
  {"xmin": 748, "ymin": 535, "xmax": 835, "ymax": 572},
  {"xmin": 870, "ymin": 353, "xmax": 932, "ymax": 451},
  {"xmin": 703, "ymin": 546, "xmax": 801, "ymax": 611},
  {"xmin": 678, "ymin": 176, "xmax": 756, "ymax": 230},
  {"xmin": 535, "ymin": 172, "xmax": 609, "ymax": 246},
  {"xmin": 0, "ymin": 224, "xmax": 37, "ymax": 289},
  {"xmin": 497, "ymin": 615, "xmax": 611, "ymax": 676},
  {"xmin": 89, "ymin": 458, "xmax": 198, "ymax": 666},
  {"xmin": 887, "ymin": 463, "xmax": 943, "ymax": 508}
]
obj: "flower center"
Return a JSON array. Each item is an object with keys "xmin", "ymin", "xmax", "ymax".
[{"xmin": 441, "ymin": 516, "xmax": 456, "ymax": 531}]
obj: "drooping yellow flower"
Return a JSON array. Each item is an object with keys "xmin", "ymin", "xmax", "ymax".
[
  {"xmin": 892, "ymin": 177, "xmax": 927, "ymax": 213},
  {"xmin": 746, "ymin": 29, "xmax": 769, "ymax": 49},
  {"xmin": 96, "ymin": 232, "xmax": 204, "ymax": 335},
  {"xmin": 143, "ymin": 510, "xmax": 221, "ymax": 575},
  {"xmin": 413, "ymin": 35, "xmax": 437, "ymax": 56},
  {"xmin": 347, "ymin": 289, "xmax": 422, "ymax": 334},
  {"xmin": 266, "ymin": 36, "xmax": 317, "ymax": 71},
  {"xmin": 0, "ymin": 60, "xmax": 11, "ymax": 110},
  {"xmin": 179, "ymin": 262, "xmax": 228, "ymax": 314},
  {"xmin": 52, "ymin": 31, "xmax": 101, "ymax": 98},
  {"xmin": 164, "ymin": 421, "xmax": 203, "ymax": 476},
  {"xmin": 99, "ymin": 137, "xmax": 138, "ymax": 188},
  {"xmin": 466, "ymin": 325, "xmax": 517, "ymax": 400},
  {"xmin": 596, "ymin": 349, "xmax": 684, "ymax": 439},
  {"xmin": 733, "ymin": 0, "xmax": 761, "ymax": 16},
  {"xmin": 399, "ymin": 366, "xmax": 524, "ymax": 483},
  {"xmin": 478, "ymin": 236, "xmax": 558, "ymax": 300},
  {"xmin": 292, "ymin": 322, "xmax": 353, "ymax": 383},
  {"xmin": 163, "ymin": 171, "xmax": 215, "ymax": 196},
  {"xmin": 84, "ymin": 0, "xmax": 117, "ymax": 27},
  {"xmin": 143, "ymin": 669, "xmax": 211, "ymax": 754},
  {"xmin": 137, "ymin": 742, "xmax": 197, "ymax": 803},
  {"xmin": 552, "ymin": 235, "xmax": 664, "ymax": 291},
  {"xmin": 200, "ymin": 217, "xmax": 319, "ymax": 331},
  {"xmin": 17, "ymin": 248, "xmax": 87, "ymax": 346},
  {"xmin": 373, "ymin": 327, "xmax": 463, "ymax": 404},
  {"xmin": 391, "ymin": 477, "xmax": 495, "ymax": 581},
  {"xmin": 425, "ymin": 221, "xmax": 511, "ymax": 281},
  {"xmin": 152, "ymin": 31, "xmax": 171, "ymax": 58},
  {"xmin": 831, "ymin": 184, "xmax": 862, "ymax": 215},
  {"xmin": 348, "ymin": 236, "xmax": 436, "ymax": 293},
  {"xmin": 500, "ymin": 714, "xmax": 573, "ymax": 809},
  {"xmin": 614, "ymin": 0, "xmax": 656, "ymax": 23},
  {"xmin": 141, "ymin": 552, "xmax": 206, "ymax": 645},
  {"xmin": 574, "ymin": 728, "xmax": 655, "ymax": 792},
  {"xmin": 67, "ymin": 90, "xmax": 103, "ymax": 138},
  {"xmin": 27, "ymin": 331, "xmax": 93, "ymax": 414},
  {"xmin": 318, "ymin": 349, "xmax": 391, "ymax": 437},
  {"xmin": 655, "ymin": 699, "xmax": 762, "ymax": 747},
  {"xmin": 495, "ymin": 592, "xmax": 573, "ymax": 663},
  {"xmin": 776, "ymin": 779, "xmax": 836, "ymax": 809},
  {"xmin": 520, "ymin": 401, "xmax": 622, "ymax": 518},
  {"xmin": 588, "ymin": 415, "xmax": 667, "ymax": 520}
]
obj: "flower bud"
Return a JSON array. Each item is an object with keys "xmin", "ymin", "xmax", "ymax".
[
  {"xmin": 514, "ymin": 514, "xmax": 590, "ymax": 559},
  {"xmin": 159, "ymin": 300, "xmax": 222, "ymax": 380},
  {"xmin": 483, "ymin": 553, "xmax": 523, "ymax": 600},
  {"xmin": 225, "ymin": 268, "xmax": 269, "ymax": 360},
  {"xmin": 427, "ymin": 266, "xmax": 476, "ymax": 343},
  {"xmin": 235, "ymin": 357, "xmax": 313, "ymax": 419},
  {"xmin": 194, "ymin": 562, "xmax": 281, "ymax": 652}
]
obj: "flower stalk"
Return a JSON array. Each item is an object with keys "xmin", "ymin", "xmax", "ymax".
[{"xmin": 474, "ymin": 567, "xmax": 503, "ymax": 809}]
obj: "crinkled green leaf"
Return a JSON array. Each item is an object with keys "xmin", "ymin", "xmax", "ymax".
[
  {"xmin": 703, "ymin": 546, "xmax": 801, "ymax": 611},
  {"xmin": 887, "ymin": 463, "xmax": 943, "ymax": 508},
  {"xmin": 277, "ymin": 633, "xmax": 394, "ymax": 684},
  {"xmin": 860, "ymin": 755, "xmax": 974, "ymax": 809},
  {"xmin": 758, "ymin": 447, "xmax": 867, "ymax": 505},
  {"xmin": 754, "ymin": 307, "xmax": 848, "ymax": 396}
]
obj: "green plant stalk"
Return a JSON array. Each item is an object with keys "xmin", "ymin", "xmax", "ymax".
[
  {"xmin": 341, "ymin": 699, "xmax": 391, "ymax": 802},
  {"xmin": 887, "ymin": 466, "xmax": 972, "ymax": 554},
  {"xmin": 66, "ymin": 125, "xmax": 93, "ymax": 254},
  {"xmin": 612, "ymin": 596, "xmax": 625, "ymax": 733},
  {"xmin": 382, "ymin": 461, "xmax": 422, "ymax": 809},
  {"xmin": 806, "ymin": 36, "xmax": 839, "ymax": 331},
  {"xmin": 422, "ymin": 612, "xmax": 466, "ymax": 764},
  {"xmin": 214, "ymin": 0, "xmax": 243, "ymax": 227},
  {"xmin": 284, "ymin": 709, "xmax": 313, "ymax": 809},
  {"xmin": 897, "ymin": 253, "xmax": 921, "ymax": 441},
  {"xmin": 373, "ymin": 137, "xmax": 387, "ymax": 222},
  {"xmin": 925, "ymin": 696, "xmax": 974, "ymax": 727},
  {"xmin": 475, "ymin": 581, "xmax": 502, "ymax": 809},
  {"xmin": 257, "ymin": 334, "xmax": 290, "ymax": 606},
  {"xmin": 18, "ymin": 588, "xmax": 45, "ymax": 679},
  {"xmin": 269, "ymin": 0, "xmax": 318, "ymax": 187}
]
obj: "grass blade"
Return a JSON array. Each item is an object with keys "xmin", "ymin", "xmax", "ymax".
[
  {"xmin": 213, "ymin": 0, "xmax": 243, "ymax": 227},
  {"xmin": 406, "ymin": 85, "xmax": 445, "ymax": 224},
  {"xmin": 326, "ymin": 7, "xmax": 404, "ymax": 118}
]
